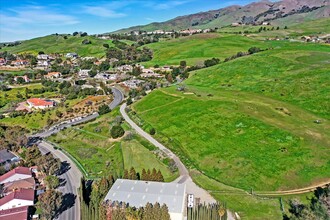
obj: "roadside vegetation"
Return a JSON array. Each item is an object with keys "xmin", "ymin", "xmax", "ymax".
[{"xmin": 48, "ymin": 109, "xmax": 178, "ymax": 180}]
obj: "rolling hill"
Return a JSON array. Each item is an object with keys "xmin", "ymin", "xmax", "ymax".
[
  {"xmin": 0, "ymin": 35, "xmax": 114, "ymax": 58},
  {"xmin": 112, "ymin": 0, "xmax": 330, "ymax": 33}
]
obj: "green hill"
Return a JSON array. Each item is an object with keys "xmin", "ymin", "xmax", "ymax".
[
  {"xmin": 0, "ymin": 35, "xmax": 114, "ymax": 58},
  {"xmin": 113, "ymin": 0, "xmax": 329, "ymax": 34},
  {"xmin": 132, "ymin": 38, "xmax": 330, "ymax": 219}
]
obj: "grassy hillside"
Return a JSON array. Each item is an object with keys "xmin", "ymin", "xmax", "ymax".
[
  {"xmin": 142, "ymin": 33, "xmax": 269, "ymax": 67},
  {"xmin": 132, "ymin": 41, "xmax": 330, "ymax": 218},
  {"xmin": 0, "ymin": 35, "xmax": 114, "ymax": 57}
]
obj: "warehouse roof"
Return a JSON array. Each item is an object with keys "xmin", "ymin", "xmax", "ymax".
[{"xmin": 104, "ymin": 179, "xmax": 186, "ymax": 214}]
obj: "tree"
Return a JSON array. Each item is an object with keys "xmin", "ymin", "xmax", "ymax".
[
  {"xmin": 180, "ymin": 60, "xmax": 187, "ymax": 68},
  {"xmin": 16, "ymin": 77, "xmax": 25, "ymax": 84},
  {"xmin": 98, "ymin": 104, "xmax": 111, "ymax": 115},
  {"xmin": 276, "ymin": 26, "xmax": 280, "ymax": 30},
  {"xmin": 38, "ymin": 51, "xmax": 45, "ymax": 55},
  {"xmin": 103, "ymin": 44, "xmax": 109, "ymax": 49},
  {"xmin": 110, "ymin": 125, "xmax": 125, "ymax": 138},
  {"xmin": 284, "ymin": 26, "xmax": 288, "ymax": 29},
  {"xmin": 24, "ymin": 145, "xmax": 42, "ymax": 166},
  {"xmin": 129, "ymin": 167, "xmax": 137, "ymax": 180},
  {"xmin": 149, "ymin": 128, "xmax": 156, "ymax": 135},
  {"xmin": 73, "ymin": 31, "xmax": 79, "ymax": 36},
  {"xmin": 38, "ymin": 189, "xmax": 63, "ymax": 220},
  {"xmin": 141, "ymin": 169, "xmax": 147, "ymax": 181},
  {"xmin": 45, "ymin": 175, "xmax": 60, "ymax": 189},
  {"xmin": 248, "ymin": 47, "xmax": 261, "ymax": 54}
]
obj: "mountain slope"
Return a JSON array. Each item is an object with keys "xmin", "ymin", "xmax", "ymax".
[{"xmin": 112, "ymin": 0, "xmax": 330, "ymax": 33}]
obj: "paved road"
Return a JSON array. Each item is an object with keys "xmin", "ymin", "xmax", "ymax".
[
  {"xmin": 33, "ymin": 87, "xmax": 124, "ymax": 138},
  {"xmin": 38, "ymin": 141, "xmax": 82, "ymax": 220},
  {"xmin": 33, "ymin": 88, "xmax": 124, "ymax": 220},
  {"xmin": 120, "ymin": 103, "xmax": 215, "ymax": 204}
]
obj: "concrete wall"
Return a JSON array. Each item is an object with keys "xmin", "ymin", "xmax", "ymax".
[{"xmin": 170, "ymin": 212, "xmax": 184, "ymax": 220}]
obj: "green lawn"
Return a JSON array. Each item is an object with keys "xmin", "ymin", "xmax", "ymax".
[
  {"xmin": 121, "ymin": 139, "xmax": 178, "ymax": 182},
  {"xmin": 0, "ymin": 35, "xmax": 115, "ymax": 58},
  {"xmin": 191, "ymin": 171, "xmax": 282, "ymax": 220},
  {"xmin": 142, "ymin": 33, "xmax": 269, "ymax": 66}
]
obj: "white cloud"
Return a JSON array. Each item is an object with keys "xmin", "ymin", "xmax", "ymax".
[
  {"xmin": 0, "ymin": 6, "xmax": 79, "ymax": 27},
  {"xmin": 82, "ymin": 6, "xmax": 126, "ymax": 18},
  {"xmin": 145, "ymin": 0, "xmax": 194, "ymax": 10}
]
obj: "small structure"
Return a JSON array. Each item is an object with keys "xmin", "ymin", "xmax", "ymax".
[
  {"xmin": 0, "ymin": 58, "xmax": 7, "ymax": 66},
  {"xmin": 14, "ymin": 75, "xmax": 30, "ymax": 83},
  {"xmin": 26, "ymin": 98, "xmax": 55, "ymax": 109},
  {"xmin": 122, "ymin": 79, "xmax": 144, "ymax": 89},
  {"xmin": 37, "ymin": 54, "xmax": 50, "ymax": 60},
  {"xmin": 0, "ymin": 167, "xmax": 32, "ymax": 184},
  {"xmin": 0, "ymin": 205, "xmax": 30, "ymax": 220},
  {"xmin": 0, "ymin": 189, "xmax": 35, "ymax": 210},
  {"xmin": 78, "ymin": 69, "xmax": 90, "ymax": 78},
  {"xmin": 104, "ymin": 179, "xmax": 186, "ymax": 220},
  {"xmin": 65, "ymin": 53, "xmax": 78, "ymax": 58},
  {"xmin": 0, "ymin": 149, "xmax": 19, "ymax": 166},
  {"xmin": 44, "ymin": 72, "xmax": 62, "ymax": 80},
  {"xmin": 11, "ymin": 60, "xmax": 29, "ymax": 67}
]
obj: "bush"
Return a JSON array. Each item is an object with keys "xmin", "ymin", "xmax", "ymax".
[
  {"xmin": 149, "ymin": 128, "xmax": 156, "ymax": 135},
  {"xmin": 98, "ymin": 104, "xmax": 110, "ymax": 115},
  {"xmin": 111, "ymin": 125, "xmax": 125, "ymax": 138},
  {"xmin": 248, "ymin": 47, "xmax": 261, "ymax": 54}
]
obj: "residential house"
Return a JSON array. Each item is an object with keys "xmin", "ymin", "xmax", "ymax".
[
  {"xmin": 0, "ymin": 205, "xmax": 30, "ymax": 220},
  {"xmin": 37, "ymin": 60, "xmax": 50, "ymax": 68},
  {"xmin": 11, "ymin": 60, "xmax": 29, "ymax": 67},
  {"xmin": 104, "ymin": 179, "xmax": 186, "ymax": 220},
  {"xmin": 95, "ymin": 73, "xmax": 118, "ymax": 81},
  {"xmin": 65, "ymin": 53, "xmax": 78, "ymax": 58},
  {"xmin": 0, "ymin": 149, "xmax": 19, "ymax": 166},
  {"xmin": 14, "ymin": 75, "xmax": 30, "ymax": 83},
  {"xmin": 0, "ymin": 58, "xmax": 7, "ymax": 66},
  {"xmin": 0, "ymin": 189, "xmax": 35, "ymax": 210},
  {"xmin": 44, "ymin": 72, "xmax": 62, "ymax": 80},
  {"xmin": 121, "ymin": 79, "xmax": 144, "ymax": 89},
  {"xmin": 78, "ymin": 69, "xmax": 90, "ymax": 78},
  {"xmin": 36, "ymin": 54, "xmax": 49, "ymax": 60},
  {"xmin": 3, "ymin": 177, "xmax": 35, "ymax": 196},
  {"xmin": 117, "ymin": 65, "xmax": 133, "ymax": 72},
  {"xmin": 0, "ymin": 167, "xmax": 32, "ymax": 184},
  {"xmin": 26, "ymin": 98, "xmax": 55, "ymax": 110}
]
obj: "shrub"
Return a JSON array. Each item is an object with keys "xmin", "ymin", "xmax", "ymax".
[
  {"xmin": 98, "ymin": 104, "xmax": 111, "ymax": 115},
  {"xmin": 111, "ymin": 125, "xmax": 125, "ymax": 138},
  {"xmin": 149, "ymin": 128, "xmax": 156, "ymax": 135}
]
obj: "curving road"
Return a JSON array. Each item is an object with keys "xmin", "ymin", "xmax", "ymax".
[
  {"xmin": 38, "ymin": 141, "xmax": 82, "ymax": 220},
  {"xmin": 33, "ymin": 87, "xmax": 124, "ymax": 220},
  {"xmin": 120, "ymin": 103, "xmax": 216, "ymax": 204}
]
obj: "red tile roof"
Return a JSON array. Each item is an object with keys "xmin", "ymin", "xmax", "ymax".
[
  {"xmin": 0, "ymin": 205, "xmax": 29, "ymax": 220},
  {"xmin": 0, "ymin": 167, "xmax": 31, "ymax": 184},
  {"xmin": 0, "ymin": 189, "xmax": 35, "ymax": 207},
  {"xmin": 4, "ymin": 177, "xmax": 35, "ymax": 194},
  {"xmin": 27, "ymin": 98, "xmax": 54, "ymax": 107},
  {"xmin": 46, "ymin": 72, "xmax": 61, "ymax": 77}
]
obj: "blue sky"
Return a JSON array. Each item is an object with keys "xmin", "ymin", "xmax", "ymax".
[{"xmin": 0, "ymin": 0, "xmax": 259, "ymax": 42}]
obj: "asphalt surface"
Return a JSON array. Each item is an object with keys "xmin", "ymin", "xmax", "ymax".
[
  {"xmin": 33, "ymin": 87, "xmax": 124, "ymax": 220},
  {"xmin": 33, "ymin": 87, "xmax": 123, "ymax": 138},
  {"xmin": 120, "ymin": 103, "xmax": 216, "ymax": 204},
  {"xmin": 38, "ymin": 141, "xmax": 82, "ymax": 220}
]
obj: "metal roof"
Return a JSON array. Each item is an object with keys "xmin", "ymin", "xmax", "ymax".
[{"xmin": 104, "ymin": 179, "xmax": 186, "ymax": 214}]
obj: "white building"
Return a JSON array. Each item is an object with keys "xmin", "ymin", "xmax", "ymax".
[
  {"xmin": 0, "ymin": 189, "xmax": 35, "ymax": 210},
  {"xmin": 104, "ymin": 179, "xmax": 186, "ymax": 220},
  {"xmin": 26, "ymin": 98, "xmax": 55, "ymax": 110},
  {"xmin": 0, "ymin": 167, "xmax": 32, "ymax": 184},
  {"xmin": 78, "ymin": 69, "xmax": 90, "ymax": 78}
]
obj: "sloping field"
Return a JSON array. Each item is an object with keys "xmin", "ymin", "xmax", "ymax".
[
  {"xmin": 0, "ymin": 35, "xmax": 114, "ymax": 57},
  {"xmin": 133, "ymin": 42, "xmax": 330, "ymax": 193},
  {"xmin": 142, "ymin": 33, "xmax": 269, "ymax": 66}
]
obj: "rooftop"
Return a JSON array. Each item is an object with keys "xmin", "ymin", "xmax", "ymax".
[
  {"xmin": 0, "ymin": 167, "xmax": 31, "ymax": 184},
  {"xmin": 0, "ymin": 205, "xmax": 29, "ymax": 220},
  {"xmin": 0, "ymin": 150, "xmax": 16, "ymax": 164},
  {"xmin": 0, "ymin": 189, "xmax": 35, "ymax": 207},
  {"xmin": 104, "ymin": 179, "xmax": 186, "ymax": 214},
  {"xmin": 27, "ymin": 98, "xmax": 54, "ymax": 107},
  {"xmin": 4, "ymin": 177, "xmax": 35, "ymax": 194}
]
